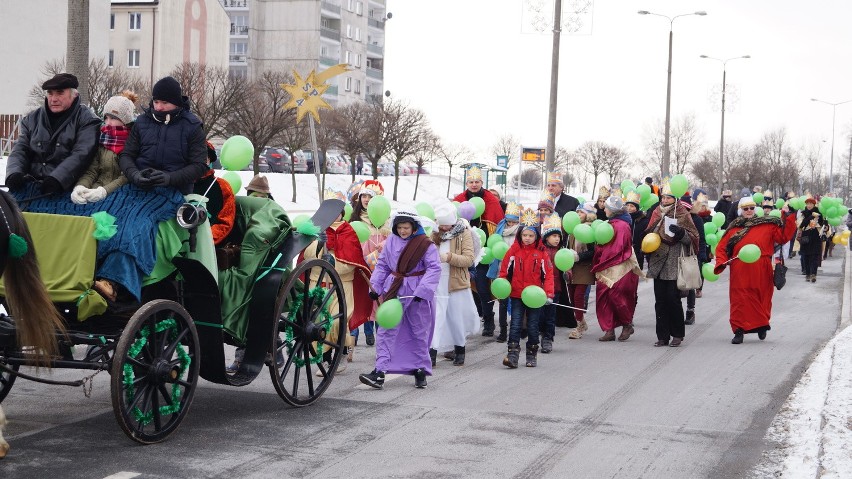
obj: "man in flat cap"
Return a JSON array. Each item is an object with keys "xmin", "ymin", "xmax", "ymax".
[{"xmin": 5, "ymin": 73, "xmax": 101, "ymax": 194}]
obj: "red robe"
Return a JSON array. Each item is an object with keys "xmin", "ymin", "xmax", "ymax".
[
  {"xmin": 714, "ymin": 214, "xmax": 797, "ymax": 333},
  {"xmin": 452, "ymin": 189, "xmax": 503, "ymax": 235},
  {"xmin": 590, "ymin": 217, "xmax": 639, "ymax": 330}
]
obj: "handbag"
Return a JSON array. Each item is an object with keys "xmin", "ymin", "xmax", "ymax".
[
  {"xmin": 677, "ymin": 243, "xmax": 702, "ymax": 291},
  {"xmin": 773, "ymin": 254, "xmax": 787, "ymax": 290}
]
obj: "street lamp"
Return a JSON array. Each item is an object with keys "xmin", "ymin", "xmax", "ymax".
[
  {"xmin": 700, "ymin": 54, "xmax": 750, "ymax": 199},
  {"xmin": 810, "ymin": 97, "xmax": 852, "ymax": 194},
  {"xmin": 638, "ymin": 9, "xmax": 707, "ymax": 179}
]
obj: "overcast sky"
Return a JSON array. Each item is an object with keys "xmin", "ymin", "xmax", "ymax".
[{"xmin": 384, "ymin": 0, "xmax": 852, "ymax": 176}]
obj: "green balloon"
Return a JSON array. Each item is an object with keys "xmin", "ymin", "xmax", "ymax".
[
  {"xmin": 554, "ymin": 248, "xmax": 576, "ymax": 271},
  {"xmin": 825, "ymin": 205, "xmax": 838, "ymax": 218},
  {"xmin": 573, "ymin": 224, "xmax": 595, "ymax": 244},
  {"xmin": 292, "ymin": 214, "xmax": 310, "ymax": 229},
  {"xmin": 592, "ymin": 219, "xmax": 604, "ymax": 228},
  {"xmin": 752, "ymin": 192, "xmax": 764, "ymax": 204},
  {"xmin": 491, "ymin": 241, "xmax": 509, "ymax": 260},
  {"xmin": 350, "ymin": 220, "xmax": 371, "ymax": 243},
  {"xmin": 738, "ymin": 244, "xmax": 761, "ymax": 263},
  {"xmin": 220, "ymin": 135, "xmax": 255, "ymax": 171},
  {"xmin": 594, "ymin": 221, "xmax": 615, "ymax": 244},
  {"xmin": 670, "ymin": 174, "xmax": 689, "ymax": 198},
  {"xmin": 367, "ymin": 196, "xmax": 391, "ymax": 227},
  {"xmin": 490, "ymin": 278, "xmax": 512, "ymax": 299},
  {"xmin": 577, "ymin": 196, "xmax": 586, "ymax": 205},
  {"xmin": 769, "ymin": 209, "xmax": 782, "ymax": 218},
  {"xmin": 706, "ymin": 233, "xmax": 719, "ymax": 245},
  {"xmin": 479, "ymin": 246, "xmax": 493, "ymax": 265},
  {"xmin": 521, "ymin": 285, "xmax": 547, "ymax": 308},
  {"xmin": 620, "ymin": 180, "xmax": 635, "ymax": 193},
  {"xmin": 415, "ymin": 202, "xmax": 435, "ymax": 221},
  {"xmin": 343, "ymin": 203, "xmax": 353, "ymax": 221},
  {"xmin": 636, "ymin": 184, "xmax": 652, "ymax": 200},
  {"xmin": 562, "ymin": 211, "xmax": 581, "ymax": 234},
  {"xmin": 641, "ymin": 195, "xmax": 660, "ymax": 211},
  {"xmin": 376, "ymin": 298, "xmax": 403, "ymax": 329},
  {"xmin": 704, "ymin": 222, "xmax": 718, "ymax": 235},
  {"xmin": 754, "ymin": 207, "xmax": 764, "ymax": 217},
  {"xmin": 712, "ymin": 212, "xmax": 726, "ymax": 227},
  {"xmin": 487, "ymin": 234, "xmax": 504, "ymax": 248},
  {"xmin": 775, "ymin": 199, "xmax": 785, "ymax": 210},
  {"xmin": 702, "ymin": 262, "xmax": 720, "ymax": 282},
  {"xmin": 473, "ymin": 227, "xmax": 486, "ymax": 246},
  {"xmin": 828, "ymin": 216, "xmax": 842, "ymax": 226},
  {"xmin": 469, "ymin": 197, "xmax": 486, "ymax": 219},
  {"xmin": 717, "ymin": 228, "xmax": 726, "ymax": 238},
  {"xmin": 222, "ymin": 171, "xmax": 242, "ymax": 193}
]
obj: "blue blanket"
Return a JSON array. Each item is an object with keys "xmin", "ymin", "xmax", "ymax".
[{"xmin": 13, "ymin": 183, "xmax": 184, "ymax": 300}]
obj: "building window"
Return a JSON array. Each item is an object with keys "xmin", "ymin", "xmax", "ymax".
[
  {"xmin": 366, "ymin": 84, "xmax": 372, "ymax": 96},
  {"xmin": 129, "ymin": 12, "xmax": 141, "ymax": 30},
  {"xmin": 356, "ymin": 1, "xmax": 363, "ymax": 15},
  {"xmin": 354, "ymin": 79, "xmax": 361, "ymax": 94},
  {"xmin": 108, "ymin": 50, "xmax": 114, "ymax": 67},
  {"xmin": 346, "ymin": 24, "xmax": 352, "ymax": 38},
  {"xmin": 320, "ymin": 45, "xmax": 328, "ymax": 57},
  {"xmin": 355, "ymin": 27, "xmax": 361, "ymax": 41},
  {"xmin": 345, "ymin": 50, "xmax": 351, "ymax": 64},
  {"xmin": 321, "ymin": 17, "xmax": 331, "ymax": 28},
  {"xmin": 128, "ymin": 49, "xmax": 140, "ymax": 68},
  {"xmin": 345, "ymin": 77, "xmax": 352, "ymax": 92},
  {"xmin": 355, "ymin": 53, "xmax": 362, "ymax": 67},
  {"xmin": 347, "ymin": 0, "xmax": 354, "ymax": 12},
  {"xmin": 110, "ymin": 13, "xmax": 115, "ymax": 30}
]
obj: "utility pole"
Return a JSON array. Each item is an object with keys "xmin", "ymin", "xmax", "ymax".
[{"xmin": 545, "ymin": 0, "xmax": 562, "ymax": 174}]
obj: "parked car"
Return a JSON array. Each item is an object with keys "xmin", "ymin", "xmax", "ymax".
[
  {"xmin": 242, "ymin": 156, "xmax": 269, "ymax": 172},
  {"xmin": 260, "ymin": 147, "xmax": 289, "ymax": 173},
  {"xmin": 289, "ymin": 149, "xmax": 309, "ymax": 173}
]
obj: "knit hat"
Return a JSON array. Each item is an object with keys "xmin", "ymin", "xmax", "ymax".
[
  {"xmin": 435, "ymin": 203, "xmax": 457, "ymax": 227},
  {"xmin": 604, "ymin": 195, "xmax": 624, "ymax": 212},
  {"xmin": 246, "ymin": 175, "xmax": 270, "ymax": 194},
  {"xmin": 737, "ymin": 196, "xmax": 757, "ymax": 216},
  {"xmin": 205, "ymin": 141, "xmax": 217, "ymax": 164},
  {"xmin": 541, "ymin": 213, "xmax": 562, "ymax": 238},
  {"xmin": 679, "ymin": 200, "xmax": 693, "ymax": 211},
  {"xmin": 152, "ymin": 76, "xmax": 183, "ymax": 106},
  {"xmin": 578, "ymin": 201, "xmax": 597, "ymax": 216},
  {"xmin": 103, "ymin": 91, "xmax": 138, "ymax": 125},
  {"xmin": 538, "ymin": 192, "xmax": 555, "ymax": 212},
  {"xmin": 42, "ymin": 73, "xmax": 78, "ymax": 90},
  {"xmin": 805, "ymin": 197, "xmax": 817, "ymax": 205}
]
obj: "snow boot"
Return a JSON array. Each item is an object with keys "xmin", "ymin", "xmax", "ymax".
[
  {"xmin": 540, "ymin": 336, "xmax": 553, "ymax": 354},
  {"xmin": 429, "ymin": 348, "xmax": 437, "ymax": 367},
  {"xmin": 482, "ymin": 316, "xmax": 495, "ymax": 337},
  {"xmin": 525, "ymin": 344, "xmax": 539, "ymax": 367},
  {"xmin": 731, "ymin": 329, "xmax": 744, "ymax": 345},
  {"xmin": 503, "ymin": 342, "xmax": 520, "ymax": 369},
  {"xmin": 452, "ymin": 345, "xmax": 465, "ymax": 366}
]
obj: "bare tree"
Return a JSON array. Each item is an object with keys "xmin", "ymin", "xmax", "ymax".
[
  {"xmin": 278, "ymin": 122, "xmax": 311, "ymax": 203},
  {"xmin": 27, "ymin": 59, "xmax": 66, "ymax": 109},
  {"xmin": 576, "ymin": 141, "xmax": 621, "ymax": 194},
  {"xmin": 599, "ymin": 146, "xmax": 629, "ymax": 189},
  {"xmin": 363, "ymin": 99, "xmax": 395, "ymax": 180},
  {"xmin": 385, "ymin": 102, "xmax": 431, "ymax": 200},
  {"xmin": 326, "ymin": 103, "xmax": 371, "ymax": 182},
  {"xmin": 642, "ymin": 113, "xmax": 704, "ymax": 177},
  {"xmin": 170, "ymin": 62, "xmax": 244, "ymax": 138},
  {"xmin": 490, "ymin": 133, "xmax": 521, "ymax": 167},
  {"xmin": 412, "ymin": 130, "xmax": 438, "ymax": 201},
  {"xmin": 67, "ymin": 0, "xmax": 90, "ymax": 104},
  {"xmin": 436, "ymin": 142, "xmax": 474, "ymax": 197},
  {"xmin": 313, "ymin": 110, "xmax": 335, "ymax": 191},
  {"xmin": 87, "ymin": 58, "xmax": 149, "ymax": 114}
]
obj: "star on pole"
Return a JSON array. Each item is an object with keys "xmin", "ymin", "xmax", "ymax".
[{"xmin": 281, "ymin": 64, "xmax": 350, "ymax": 124}]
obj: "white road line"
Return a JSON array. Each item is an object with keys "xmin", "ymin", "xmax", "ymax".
[{"xmin": 102, "ymin": 473, "xmax": 141, "ymax": 479}]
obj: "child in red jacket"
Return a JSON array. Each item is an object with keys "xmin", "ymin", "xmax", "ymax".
[{"xmin": 499, "ymin": 209, "xmax": 554, "ymax": 368}]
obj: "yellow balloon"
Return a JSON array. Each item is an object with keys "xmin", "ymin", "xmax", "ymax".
[
  {"xmin": 842, "ymin": 230, "xmax": 851, "ymax": 239},
  {"xmin": 641, "ymin": 232, "xmax": 662, "ymax": 253},
  {"xmin": 833, "ymin": 235, "xmax": 842, "ymax": 244},
  {"xmin": 843, "ymin": 238, "xmax": 849, "ymax": 246}
]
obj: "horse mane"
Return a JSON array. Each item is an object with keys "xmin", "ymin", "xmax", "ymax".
[{"xmin": 0, "ymin": 190, "xmax": 66, "ymax": 366}]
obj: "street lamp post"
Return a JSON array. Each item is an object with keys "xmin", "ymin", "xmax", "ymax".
[
  {"xmin": 638, "ymin": 9, "xmax": 707, "ymax": 179},
  {"xmin": 700, "ymin": 54, "xmax": 750, "ymax": 199},
  {"xmin": 810, "ymin": 98, "xmax": 852, "ymax": 194}
]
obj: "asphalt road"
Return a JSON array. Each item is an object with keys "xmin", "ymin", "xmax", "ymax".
[{"xmin": 0, "ymin": 254, "xmax": 844, "ymax": 479}]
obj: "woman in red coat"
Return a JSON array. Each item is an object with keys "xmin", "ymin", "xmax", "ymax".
[{"xmin": 714, "ymin": 196, "xmax": 798, "ymax": 344}]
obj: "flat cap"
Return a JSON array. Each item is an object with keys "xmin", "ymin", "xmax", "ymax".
[{"xmin": 42, "ymin": 73, "xmax": 79, "ymax": 90}]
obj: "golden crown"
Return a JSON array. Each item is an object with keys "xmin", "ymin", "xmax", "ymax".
[
  {"xmin": 505, "ymin": 201, "xmax": 521, "ymax": 217},
  {"xmin": 660, "ymin": 178, "xmax": 672, "ymax": 196},
  {"xmin": 466, "ymin": 165, "xmax": 483, "ymax": 181},
  {"xmin": 323, "ymin": 188, "xmax": 346, "ymax": 201},
  {"xmin": 546, "ymin": 171, "xmax": 564, "ymax": 185},
  {"xmin": 625, "ymin": 190, "xmax": 641, "ymax": 205},
  {"xmin": 598, "ymin": 185, "xmax": 610, "ymax": 199},
  {"xmin": 541, "ymin": 212, "xmax": 562, "ymax": 233},
  {"xmin": 520, "ymin": 208, "xmax": 539, "ymax": 227}
]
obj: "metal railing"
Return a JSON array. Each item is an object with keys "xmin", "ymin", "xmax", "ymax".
[
  {"xmin": 321, "ymin": 1, "xmax": 340, "ymax": 14},
  {"xmin": 325, "ymin": 85, "xmax": 338, "ymax": 96},
  {"xmin": 320, "ymin": 55, "xmax": 339, "ymax": 67},
  {"xmin": 230, "ymin": 25, "xmax": 249, "ymax": 35},
  {"xmin": 366, "ymin": 67, "xmax": 383, "ymax": 80},
  {"xmin": 367, "ymin": 43, "xmax": 383, "ymax": 55},
  {"xmin": 368, "ymin": 18, "xmax": 385, "ymax": 29},
  {"xmin": 220, "ymin": 0, "xmax": 248, "ymax": 8},
  {"xmin": 229, "ymin": 54, "xmax": 247, "ymax": 63},
  {"xmin": 320, "ymin": 26, "xmax": 340, "ymax": 41}
]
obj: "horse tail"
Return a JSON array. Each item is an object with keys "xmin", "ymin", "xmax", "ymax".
[{"xmin": 0, "ymin": 190, "xmax": 66, "ymax": 366}]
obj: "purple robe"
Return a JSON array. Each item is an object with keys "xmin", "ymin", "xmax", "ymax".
[
  {"xmin": 590, "ymin": 217, "xmax": 639, "ymax": 331},
  {"xmin": 371, "ymin": 232, "xmax": 441, "ymax": 375}
]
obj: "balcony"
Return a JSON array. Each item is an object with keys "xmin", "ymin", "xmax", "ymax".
[
  {"xmin": 325, "ymin": 85, "xmax": 338, "ymax": 96},
  {"xmin": 229, "ymin": 54, "xmax": 247, "ymax": 63},
  {"xmin": 320, "ymin": 56, "xmax": 339, "ymax": 67},
  {"xmin": 367, "ymin": 43, "xmax": 383, "ymax": 55},
  {"xmin": 366, "ymin": 67, "xmax": 383, "ymax": 80},
  {"xmin": 368, "ymin": 18, "xmax": 385, "ymax": 29},
  {"xmin": 321, "ymin": 1, "xmax": 340, "ymax": 15},
  {"xmin": 230, "ymin": 25, "xmax": 249, "ymax": 35},
  {"xmin": 220, "ymin": 0, "xmax": 248, "ymax": 9},
  {"xmin": 320, "ymin": 26, "xmax": 340, "ymax": 42}
]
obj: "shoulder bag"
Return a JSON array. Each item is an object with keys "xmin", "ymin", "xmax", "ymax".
[
  {"xmin": 773, "ymin": 253, "xmax": 787, "ymax": 290},
  {"xmin": 677, "ymin": 243, "xmax": 702, "ymax": 291}
]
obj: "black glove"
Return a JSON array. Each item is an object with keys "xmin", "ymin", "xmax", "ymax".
[
  {"xmin": 146, "ymin": 169, "xmax": 170, "ymax": 188},
  {"xmin": 129, "ymin": 168, "xmax": 155, "ymax": 189},
  {"xmin": 5, "ymin": 172, "xmax": 25, "ymax": 191},
  {"xmin": 413, "ymin": 296, "xmax": 423, "ymax": 302},
  {"xmin": 668, "ymin": 224, "xmax": 685, "ymax": 241},
  {"xmin": 40, "ymin": 176, "xmax": 63, "ymax": 195},
  {"xmin": 316, "ymin": 231, "xmax": 328, "ymax": 243},
  {"xmin": 368, "ymin": 291, "xmax": 380, "ymax": 301}
]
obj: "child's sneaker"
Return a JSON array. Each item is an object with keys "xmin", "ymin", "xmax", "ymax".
[{"xmin": 359, "ymin": 369, "xmax": 385, "ymax": 389}]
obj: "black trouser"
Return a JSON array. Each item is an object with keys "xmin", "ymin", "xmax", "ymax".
[
  {"xmin": 498, "ymin": 298, "xmax": 509, "ymax": 332},
  {"xmin": 551, "ymin": 287, "xmax": 575, "ymax": 328},
  {"xmin": 803, "ymin": 253, "xmax": 820, "ymax": 276},
  {"xmin": 654, "ymin": 279, "xmax": 685, "ymax": 340},
  {"xmin": 473, "ymin": 263, "xmax": 494, "ymax": 321}
]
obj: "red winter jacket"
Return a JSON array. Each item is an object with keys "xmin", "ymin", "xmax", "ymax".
[{"xmin": 499, "ymin": 240, "xmax": 555, "ymax": 300}]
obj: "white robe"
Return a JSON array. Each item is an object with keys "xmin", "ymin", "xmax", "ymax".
[{"xmin": 431, "ymin": 240, "xmax": 480, "ymax": 352}]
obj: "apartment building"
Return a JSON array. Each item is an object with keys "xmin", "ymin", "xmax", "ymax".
[{"xmin": 220, "ymin": 0, "xmax": 387, "ymax": 106}]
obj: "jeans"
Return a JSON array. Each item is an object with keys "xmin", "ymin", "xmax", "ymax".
[
  {"xmin": 541, "ymin": 304, "xmax": 555, "ymax": 340},
  {"xmin": 363, "ymin": 320, "xmax": 375, "ymax": 336},
  {"xmin": 473, "ymin": 263, "xmax": 494, "ymax": 321},
  {"xmin": 509, "ymin": 298, "xmax": 540, "ymax": 347}
]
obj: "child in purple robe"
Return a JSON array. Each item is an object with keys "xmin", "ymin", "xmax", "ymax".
[{"xmin": 359, "ymin": 210, "xmax": 441, "ymax": 389}]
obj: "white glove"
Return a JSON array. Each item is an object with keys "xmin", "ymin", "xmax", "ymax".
[
  {"xmin": 71, "ymin": 185, "xmax": 89, "ymax": 205},
  {"xmin": 440, "ymin": 252, "xmax": 449, "ymax": 263},
  {"xmin": 84, "ymin": 186, "xmax": 107, "ymax": 202}
]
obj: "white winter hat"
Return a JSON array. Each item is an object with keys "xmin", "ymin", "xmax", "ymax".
[
  {"xmin": 435, "ymin": 203, "xmax": 457, "ymax": 226},
  {"xmin": 103, "ymin": 93, "xmax": 137, "ymax": 125}
]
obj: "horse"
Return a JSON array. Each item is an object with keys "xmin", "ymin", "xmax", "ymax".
[{"xmin": 0, "ymin": 189, "xmax": 67, "ymax": 459}]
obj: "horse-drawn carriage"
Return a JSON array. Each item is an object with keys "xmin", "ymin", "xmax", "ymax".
[{"xmin": 0, "ymin": 191, "xmax": 347, "ymax": 445}]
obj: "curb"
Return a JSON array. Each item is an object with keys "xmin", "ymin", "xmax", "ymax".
[{"xmin": 841, "ymin": 247, "xmax": 851, "ymax": 330}]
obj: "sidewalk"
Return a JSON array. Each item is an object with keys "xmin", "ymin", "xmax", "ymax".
[{"xmin": 754, "ymin": 249, "xmax": 852, "ymax": 478}]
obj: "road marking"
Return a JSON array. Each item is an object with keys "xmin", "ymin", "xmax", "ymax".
[{"xmin": 102, "ymin": 473, "xmax": 141, "ymax": 479}]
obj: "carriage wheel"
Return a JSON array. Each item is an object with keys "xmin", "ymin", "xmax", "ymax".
[
  {"xmin": 270, "ymin": 258, "xmax": 346, "ymax": 407},
  {"xmin": 110, "ymin": 300, "xmax": 200, "ymax": 444},
  {"xmin": 0, "ymin": 360, "xmax": 18, "ymax": 403}
]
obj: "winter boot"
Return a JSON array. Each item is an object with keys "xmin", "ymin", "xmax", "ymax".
[
  {"xmin": 503, "ymin": 342, "xmax": 520, "ymax": 369},
  {"xmin": 525, "ymin": 344, "xmax": 539, "ymax": 367},
  {"xmin": 731, "ymin": 329, "xmax": 744, "ymax": 345},
  {"xmin": 598, "ymin": 330, "xmax": 616, "ymax": 342},
  {"xmin": 684, "ymin": 310, "xmax": 695, "ymax": 325},
  {"xmin": 452, "ymin": 345, "xmax": 465, "ymax": 366},
  {"xmin": 496, "ymin": 313, "xmax": 508, "ymax": 342},
  {"xmin": 429, "ymin": 348, "xmax": 437, "ymax": 367},
  {"xmin": 540, "ymin": 336, "xmax": 553, "ymax": 354},
  {"xmin": 482, "ymin": 316, "xmax": 495, "ymax": 337}
]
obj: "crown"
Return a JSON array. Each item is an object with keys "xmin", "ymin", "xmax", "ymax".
[
  {"xmin": 505, "ymin": 201, "xmax": 521, "ymax": 218},
  {"xmin": 541, "ymin": 213, "xmax": 562, "ymax": 236},
  {"xmin": 323, "ymin": 188, "xmax": 346, "ymax": 201},
  {"xmin": 625, "ymin": 190, "xmax": 641, "ymax": 205},
  {"xmin": 546, "ymin": 171, "xmax": 564, "ymax": 185},
  {"xmin": 598, "ymin": 185, "xmax": 610, "ymax": 199},
  {"xmin": 466, "ymin": 165, "xmax": 483, "ymax": 181},
  {"xmin": 764, "ymin": 189, "xmax": 774, "ymax": 199},
  {"xmin": 359, "ymin": 179, "xmax": 384, "ymax": 197},
  {"xmin": 520, "ymin": 208, "xmax": 539, "ymax": 227},
  {"xmin": 346, "ymin": 179, "xmax": 365, "ymax": 199},
  {"xmin": 660, "ymin": 178, "xmax": 672, "ymax": 196}
]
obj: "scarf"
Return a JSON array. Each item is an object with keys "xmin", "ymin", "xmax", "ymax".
[
  {"xmin": 646, "ymin": 201, "xmax": 700, "ymax": 253},
  {"xmin": 724, "ymin": 215, "xmax": 782, "ymax": 258},
  {"xmin": 383, "ymin": 234, "xmax": 433, "ymax": 301},
  {"xmin": 100, "ymin": 125, "xmax": 129, "ymax": 154},
  {"xmin": 440, "ymin": 219, "xmax": 467, "ymax": 241}
]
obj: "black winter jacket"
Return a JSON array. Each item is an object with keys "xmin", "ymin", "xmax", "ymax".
[
  {"xmin": 119, "ymin": 106, "xmax": 207, "ymax": 194},
  {"xmin": 6, "ymin": 97, "xmax": 100, "ymax": 190}
]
